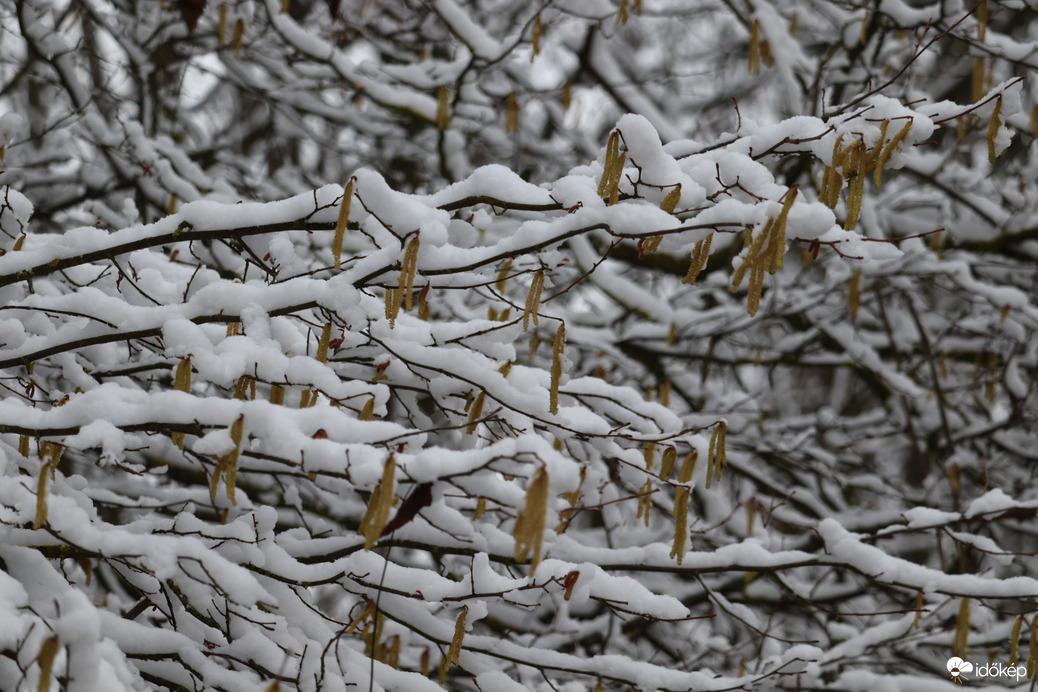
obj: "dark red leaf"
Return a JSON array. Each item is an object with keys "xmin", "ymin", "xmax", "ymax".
[
  {"xmin": 178, "ymin": 0, "xmax": 206, "ymax": 34},
  {"xmin": 380, "ymin": 483, "xmax": 434, "ymax": 537}
]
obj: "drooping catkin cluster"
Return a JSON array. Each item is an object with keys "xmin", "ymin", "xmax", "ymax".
[
  {"xmin": 705, "ymin": 422, "xmax": 727, "ymax": 489},
  {"xmin": 523, "ymin": 270, "xmax": 545, "ymax": 330},
  {"xmin": 597, "ymin": 131, "xmax": 626, "ymax": 205},
  {"xmin": 670, "ymin": 450, "xmax": 697, "ymax": 564},
  {"xmin": 549, "ymin": 322, "xmax": 565, "ymax": 414},
  {"xmin": 171, "ymin": 357, "xmax": 192, "ymax": 449},
  {"xmin": 637, "ymin": 185, "xmax": 681, "ymax": 257},
  {"xmin": 333, "ymin": 179, "xmax": 353, "ymax": 270},
  {"xmin": 210, "ymin": 415, "xmax": 244, "ymax": 505},
  {"xmin": 683, "ymin": 233, "xmax": 713, "ymax": 285},
  {"xmin": 514, "ymin": 467, "xmax": 550, "ymax": 570},
  {"xmin": 818, "ymin": 121, "xmax": 912, "ymax": 229},
  {"xmin": 730, "ymin": 188, "xmax": 797, "ymax": 316},
  {"xmin": 359, "ymin": 455, "xmax": 397, "ymax": 549},
  {"xmin": 386, "ymin": 235, "xmax": 420, "ymax": 328}
]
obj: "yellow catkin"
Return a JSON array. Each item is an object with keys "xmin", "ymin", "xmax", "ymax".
[
  {"xmin": 514, "ymin": 467, "xmax": 549, "ymax": 569},
  {"xmin": 436, "ymin": 87, "xmax": 451, "ymax": 130},
  {"xmin": 223, "ymin": 414, "xmax": 244, "ymax": 504},
  {"xmin": 399, "ymin": 236, "xmax": 420, "ymax": 311},
  {"xmin": 709, "ymin": 422, "xmax": 727, "ymax": 484},
  {"xmin": 875, "ymin": 120, "xmax": 913, "ymax": 187},
  {"xmin": 385, "ymin": 285, "xmax": 401, "ymax": 327},
  {"xmin": 848, "ymin": 268, "xmax": 862, "ymax": 321},
  {"xmin": 231, "ymin": 18, "xmax": 245, "ymax": 52},
  {"xmin": 36, "ymin": 636, "xmax": 59, "ymax": 692},
  {"xmin": 913, "ymin": 590, "xmax": 925, "ymax": 629},
  {"xmin": 972, "ymin": 57, "xmax": 987, "ymax": 103},
  {"xmin": 311, "ymin": 324, "xmax": 331, "ymax": 365},
  {"xmin": 683, "ymin": 234, "xmax": 713, "ymax": 285},
  {"xmin": 360, "ymin": 397, "xmax": 375, "ymax": 421},
  {"xmin": 1026, "ymin": 616, "xmax": 1038, "ymax": 675},
  {"xmin": 280, "ymin": 0, "xmax": 290, "ymax": 12},
  {"xmin": 550, "ymin": 322, "xmax": 565, "ymax": 414},
  {"xmin": 598, "ymin": 131, "xmax": 621, "ymax": 197},
  {"xmin": 747, "ymin": 262, "xmax": 765, "ymax": 316},
  {"xmin": 333, "ymin": 180, "xmax": 353, "ymax": 270},
  {"xmin": 643, "ymin": 441, "xmax": 657, "ymax": 472},
  {"xmin": 953, "ymin": 598, "xmax": 970, "ymax": 660},
  {"xmin": 34, "ymin": 460, "xmax": 53, "ymax": 530},
  {"xmin": 608, "ymin": 152, "xmax": 626, "ymax": 206},
  {"xmin": 865, "ymin": 119, "xmax": 890, "ymax": 174},
  {"xmin": 768, "ymin": 187, "xmax": 798, "ymax": 273},
  {"xmin": 659, "ymin": 380, "xmax": 671, "ymax": 407},
  {"xmin": 670, "ymin": 485, "xmax": 689, "ymax": 564},
  {"xmin": 524, "ymin": 270, "xmax": 545, "ymax": 330},
  {"xmin": 269, "ymin": 384, "xmax": 285, "ymax": 406},
  {"xmin": 637, "ymin": 477, "xmax": 653, "ymax": 526},
  {"xmin": 19, "ymin": 435, "xmax": 29, "ymax": 458},
  {"xmin": 359, "ymin": 456, "xmax": 396, "ymax": 549},
  {"xmin": 638, "ymin": 234, "xmax": 663, "ymax": 257},
  {"xmin": 530, "ymin": 15, "xmax": 542, "ymax": 60},
  {"xmin": 671, "ymin": 451, "xmax": 696, "ymax": 563},
  {"xmin": 928, "ymin": 229, "xmax": 944, "ymax": 259},
  {"xmin": 987, "ymin": 96, "xmax": 1002, "ymax": 165},
  {"xmin": 660, "ymin": 446, "xmax": 677, "ymax": 479},
  {"xmin": 748, "ymin": 20, "xmax": 762, "ymax": 75},
  {"xmin": 528, "ymin": 330, "xmax": 541, "ymax": 363},
  {"xmin": 496, "ymin": 259, "xmax": 513, "ymax": 294},
  {"xmin": 1009, "ymin": 615, "xmax": 1023, "ymax": 665},
  {"xmin": 474, "ymin": 497, "xmax": 487, "ymax": 519},
  {"xmin": 466, "ymin": 391, "xmax": 486, "ymax": 434},
  {"xmin": 505, "ymin": 92, "xmax": 520, "ymax": 133},
  {"xmin": 218, "ymin": 4, "xmax": 228, "ymax": 45},
  {"xmin": 167, "ymin": 193, "xmax": 178, "ymax": 216},
  {"xmin": 660, "ymin": 184, "xmax": 682, "ymax": 213},
  {"xmin": 615, "ymin": 0, "xmax": 629, "ymax": 25},
  {"xmin": 977, "ymin": 0, "xmax": 987, "ymax": 43},
  {"xmin": 233, "ymin": 375, "xmax": 252, "ymax": 400},
  {"xmin": 448, "ymin": 608, "xmax": 467, "ymax": 665},
  {"xmin": 986, "ymin": 352, "xmax": 999, "ymax": 401},
  {"xmin": 844, "ymin": 141, "xmax": 866, "ymax": 230},
  {"xmin": 418, "ymin": 285, "xmax": 430, "ymax": 320},
  {"xmin": 560, "ymin": 83, "xmax": 572, "ymax": 111},
  {"xmin": 732, "ymin": 224, "xmax": 768, "ymax": 292},
  {"xmin": 172, "ymin": 358, "xmax": 192, "ymax": 449},
  {"xmin": 822, "ymin": 134, "xmax": 846, "ymax": 208}
]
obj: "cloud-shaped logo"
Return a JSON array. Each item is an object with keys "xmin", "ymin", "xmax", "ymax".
[{"xmin": 947, "ymin": 657, "xmax": 974, "ymax": 677}]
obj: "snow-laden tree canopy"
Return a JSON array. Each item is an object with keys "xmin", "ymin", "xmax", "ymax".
[{"xmin": 1, "ymin": 1, "xmax": 1037, "ymax": 690}]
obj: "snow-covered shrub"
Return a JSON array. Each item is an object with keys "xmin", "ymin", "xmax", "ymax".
[{"xmin": 0, "ymin": 1, "xmax": 1036, "ymax": 690}]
